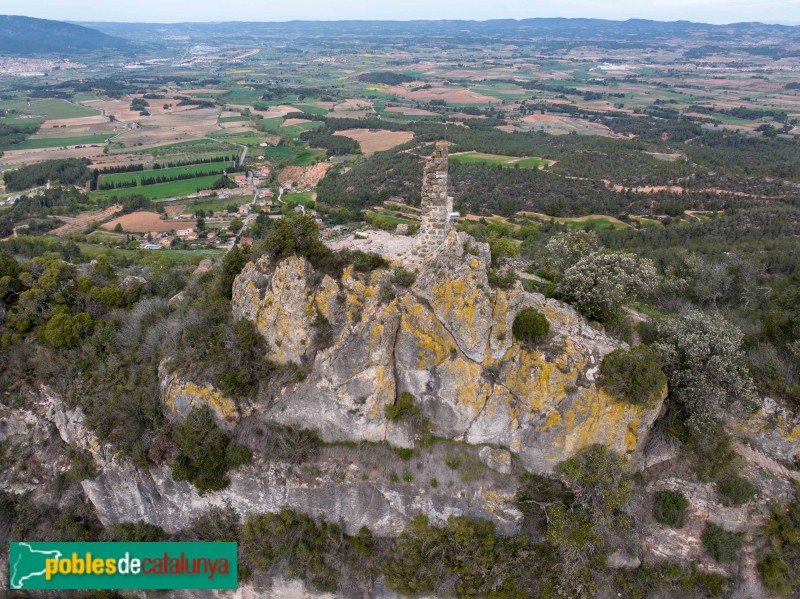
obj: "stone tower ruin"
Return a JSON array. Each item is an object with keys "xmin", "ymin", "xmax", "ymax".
[{"xmin": 413, "ymin": 141, "xmax": 452, "ymax": 258}]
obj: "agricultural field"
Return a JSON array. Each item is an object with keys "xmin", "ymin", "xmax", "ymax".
[
  {"xmin": 450, "ymin": 151, "xmax": 553, "ymax": 169},
  {"xmin": 101, "ymin": 211, "xmax": 197, "ymax": 232},
  {"xmin": 99, "ymin": 161, "xmax": 236, "ymax": 187},
  {"xmin": 93, "ymin": 174, "xmax": 224, "ymax": 200},
  {"xmin": 171, "ymin": 194, "xmax": 253, "ymax": 214},
  {"xmin": 0, "ymin": 98, "xmax": 101, "ymax": 120},
  {"xmin": 333, "ymin": 129, "xmax": 414, "ymax": 155},
  {"xmin": 1, "ymin": 133, "xmax": 115, "ymax": 151}
]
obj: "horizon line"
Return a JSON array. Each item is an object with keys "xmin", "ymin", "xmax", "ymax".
[{"xmin": 3, "ymin": 14, "xmax": 796, "ymax": 27}]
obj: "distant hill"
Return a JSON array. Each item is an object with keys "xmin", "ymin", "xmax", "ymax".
[
  {"xmin": 79, "ymin": 17, "xmax": 799, "ymax": 51},
  {"xmin": 0, "ymin": 15, "xmax": 130, "ymax": 54}
]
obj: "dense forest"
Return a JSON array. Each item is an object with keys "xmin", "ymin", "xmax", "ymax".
[{"xmin": 3, "ymin": 159, "xmax": 91, "ymax": 192}]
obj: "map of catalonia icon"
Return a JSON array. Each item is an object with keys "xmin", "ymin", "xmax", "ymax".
[{"xmin": 10, "ymin": 543, "xmax": 63, "ymax": 589}]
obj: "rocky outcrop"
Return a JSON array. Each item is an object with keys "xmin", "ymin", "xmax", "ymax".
[
  {"xmin": 37, "ymin": 388, "xmax": 521, "ymax": 537},
  {"xmin": 82, "ymin": 455, "xmax": 521, "ymax": 537},
  {"xmin": 231, "ymin": 255, "xmax": 318, "ymax": 365},
  {"xmin": 730, "ymin": 395, "xmax": 800, "ymax": 465},
  {"xmin": 644, "ymin": 477, "xmax": 752, "ymax": 575},
  {"xmin": 161, "ymin": 369, "xmax": 239, "ymax": 431},
  {"xmin": 230, "ymin": 231, "xmax": 666, "ymax": 474}
]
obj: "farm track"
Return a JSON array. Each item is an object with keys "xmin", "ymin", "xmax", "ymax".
[{"xmin": 50, "ymin": 204, "xmax": 123, "ymax": 236}]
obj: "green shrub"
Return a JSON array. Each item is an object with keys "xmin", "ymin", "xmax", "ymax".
[
  {"xmin": 352, "ymin": 251, "xmax": 389, "ymax": 273},
  {"xmin": 701, "ymin": 522, "xmax": 743, "ymax": 563},
  {"xmin": 758, "ymin": 554, "xmax": 793, "ymax": 595},
  {"xmin": 653, "ymin": 490, "xmax": 688, "ymax": 528},
  {"xmin": 38, "ymin": 312, "xmax": 93, "ymax": 348},
  {"xmin": 445, "ymin": 456, "xmax": 461, "ymax": 470},
  {"xmin": 599, "ymin": 345, "xmax": 667, "ymax": 405},
  {"xmin": 488, "ymin": 267, "xmax": 517, "ymax": 289},
  {"xmin": 171, "ymin": 406, "xmax": 251, "ymax": 494},
  {"xmin": 385, "ymin": 391, "xmax": 421, "ymax": 421},
  {"xmin": 394, "ymin": 447, "xmax": 415, "ymax": 460},
  {"xmin": 391, "ymin": 267, "xmax": 417, "ymax": 287},
  {"xmin": 759, "ymin": 497, "xmax": 800, "ymax": 594},
  {"xmin": 555, "ymin": 444, "xmax": 633, "ymax": 520},
  {"xmin": 693, "ymin": 427, "xmax": 739, "ymax": 482},
  {"xmin": 512, "ymin": 307, "xmax": 550, "ymax": 344},
  {"xmin": 716, "ymin": 475, "xmax": 757, "ymax": 506}
]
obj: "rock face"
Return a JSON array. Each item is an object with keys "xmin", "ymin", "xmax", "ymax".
[
  {"xmin": 161, "ymin": 369, "xmax": 240, "ymax": 431},
  {"xmin": 231, "ymin": 255, "xmax": 318, "ymax": 365},
  {"xmin": 644, "ymin": 477, "xmax": 752, "ymax": 575},
  {"xmin": 730, "ymin": 396, "xmax": 800, "ymax": 465},
  {"xmin": 230, "ymin": 231, "xmax": 666, "ymax": 474},
  {"xmin": 39, "ymin": 389, "xmax": 521, "ymax": 537}
]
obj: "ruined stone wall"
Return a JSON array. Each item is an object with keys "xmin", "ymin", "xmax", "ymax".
[{"xmin": 413, "ymin": 141, "xmax": 452, "ymax": 258}]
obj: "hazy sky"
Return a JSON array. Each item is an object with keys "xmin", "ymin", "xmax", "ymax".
[{"xmin": 6, "ymin": 0, "xmax": 800, "ymax": 25}]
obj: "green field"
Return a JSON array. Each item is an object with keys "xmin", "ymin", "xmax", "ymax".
[
  {"xmin": 450, "ymin": 152, "xmax": 551, "ymax": 169},
  {"xmin": 279, "ymin": 121, "xmax": 324, "ymax": 137},
  {"xmin": 283, "ymin": 192, "xmax": 315, "ymax": 207},
  {"xmin": 176, "ymin": 195, "xmax": 253, "ymax": 214},
  {"xmin": 93, "ymin": 174, "xmax": 224, "ymax": 200},
  {"xmin": 1, "ymin": 133, "xmax": 114, "ymax": 151},
  {"xmin": 219, "ymin": 115, "xmax": 251, "ymax": 123},
  {"xmin": 100, "ymin": 161, "xmax": 235, "ymax": 187},
  {"xmin": 292, "ymin": 148, "xmax": 327, "ymax": 166},
  {"xmin": 259, "ymin": 146, "xmax": 294, "ymax": 161},
  {"xmin": 217, "ymin": 134, "xmax": 264, "ymax": 146},
  {"xmin": 256, "ymin": 117, "xmax": 284, "ymax": 131},
  {"xmin": 0, "ymin": 117, "xmax": 45, "ymax": 127},
  {"xmin": 0, "ymin": 98, "xmax": 100, "ymax": 120},
  {"xmin": 293, "ymin": 104, "xmax": 328, "ymax": 116},
  {"xmin": 366, "ymin": 210, "xmax": 416, "ymax": 229},
  {"xmin": 564, "ymin": 217, "xmax": 629, "ymax": 231}
]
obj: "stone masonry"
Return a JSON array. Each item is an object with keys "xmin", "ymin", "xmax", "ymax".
[{"xmin": 413, "ymin": 141, "xmax": 452, "ymax": 258}]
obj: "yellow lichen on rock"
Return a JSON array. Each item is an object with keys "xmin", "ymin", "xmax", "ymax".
[{"xmin": 162, "ymin": 376, "xmax": 239, "ymax": 430}]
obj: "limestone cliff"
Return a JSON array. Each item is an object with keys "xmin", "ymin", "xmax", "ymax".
[
  {"xmin": 230, "ymin": 231, "xmax": 666, "ymax": 473},
  {"xmin": 37, "ymin": 388, "xmax": 521, "ymax": 537}
]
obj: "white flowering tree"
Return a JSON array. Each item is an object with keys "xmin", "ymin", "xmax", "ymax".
[
  {"xmin": 543, "ymin": 230, "xmax": 602, "ymax": 279},
  {"xmin": 654, "ymin": 309, "xmax": 757, "ymax": 434},
  {"xmin": 558, "ymin": 252, "xmax": 658, "ymax": 323}
]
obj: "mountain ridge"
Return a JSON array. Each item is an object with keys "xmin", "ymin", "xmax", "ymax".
[{"xmin": 0, "ymin": 15, "xmax": 131, "ymax": 55}]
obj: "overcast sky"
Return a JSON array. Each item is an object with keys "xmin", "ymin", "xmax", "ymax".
[{"xmin": 6, "ymin": 0, "xmax": 800, "ymax": 25}]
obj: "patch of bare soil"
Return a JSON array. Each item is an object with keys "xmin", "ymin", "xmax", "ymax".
[
  {"xmin": 102, "ymin": 211, "xmax": 195, "ymax": 233},
  {"xmin": 333, "ymin": 129, "xmax": 414, "ymax": 155}
]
